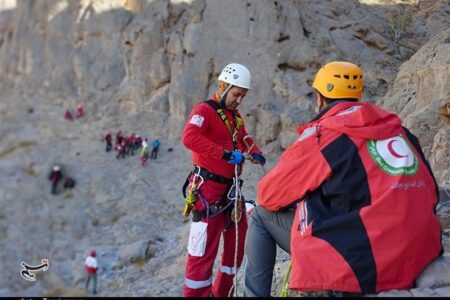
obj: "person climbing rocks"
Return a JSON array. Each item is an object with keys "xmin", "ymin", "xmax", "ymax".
[
  {"xmin": 105, "ymin": 132, "xmax": 112, "ymax": 152},
  {"xmin": 150, "ymin": 138, "xmax": 160, "ymax": 160},
  {"xmin": 48, "ymin": 165, "xmax": 63, "ymax": 195},
  {"xmin": 85, "ymin": 250, "xmax": 98, "ymax": 295},
  {"xmin": 181, "ymin": 63, "xmax": 266, "ymax": 297},
  {"xmin": 243, "ymin": 61, "xmax": 442, "ymax": 296}
]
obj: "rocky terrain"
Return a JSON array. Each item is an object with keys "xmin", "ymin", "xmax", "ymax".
[{"xmin": 0, "ymin": 0, "xmax": 449, "ymax": 297}]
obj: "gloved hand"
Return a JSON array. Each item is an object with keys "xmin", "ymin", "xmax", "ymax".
[
  {"xmin": 223, "ymin": 150, "xmax": 244, "ymax": 165},
  {"xmin": 251, "ymin": 152, "xmax": 266, "ymax": 166}
]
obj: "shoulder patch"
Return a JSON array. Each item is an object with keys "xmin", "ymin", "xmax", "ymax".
[{"xmin": 189, "ymin": 114, "xmax": 205, "ymax": 127}]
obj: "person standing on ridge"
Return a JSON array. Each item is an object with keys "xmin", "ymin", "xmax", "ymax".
[
  {"xmin": 150, "ymin": 138, "xmax": 160, "ymax": 160},
  {"xmin": 243, "ymin": 61, "xmax": 442, "ymax": 296},
  {"xmin": 181, "ymin": 63, "xmax": 266, "ymax": 297},
  {"xmin": 85, "ymin": 250, "xmax": 98, "ymax": 295},
  {"xmin": 48, "ymin": 165, "xmax": 63, "ymax": 195}
]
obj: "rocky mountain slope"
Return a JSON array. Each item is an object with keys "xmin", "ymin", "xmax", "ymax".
[{"xmin": 0, "ymin": 0, "xmax": 449, "ymax": 297}]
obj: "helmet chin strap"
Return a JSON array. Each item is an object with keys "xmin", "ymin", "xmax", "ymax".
[{"xmin": 220, "ymin": 84, "xmax": 233, "ymax": 108}]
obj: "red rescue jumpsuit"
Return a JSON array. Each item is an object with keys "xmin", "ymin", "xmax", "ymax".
[{"xmin": 181, "ymin": 95, "xmax": 261, "ymax": 297}]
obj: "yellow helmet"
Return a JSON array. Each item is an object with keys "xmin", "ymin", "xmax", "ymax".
[{"xmin": 312, "ymin": 61, "xmax": 363, "ymax": 100}]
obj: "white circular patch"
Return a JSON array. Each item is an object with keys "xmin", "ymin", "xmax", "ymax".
[
  {"xmin": 376, "ymin": 136, "xmax": 415, "ymax": 167},
  {"xmin": 368, "ymin": 135, "xmax": 418, "ymax": 176}
]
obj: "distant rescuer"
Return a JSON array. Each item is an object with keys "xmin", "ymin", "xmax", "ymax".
[
  {"xmin": 48, "ymin": 165, "xmax": 63, "ymax": 195},
  {"xmin": 181, "ymin": 63, "xmax": 266, "ymax": 297},
  {"xmin": 85, "ymin": 250, "xmax": 98, "ymax": 295},
  {"xmin": 150, "ymin": 138, "xmax": 160, "ymax": 160},
  {"xmin": 244, "ymin": 61, "xmax": 442, "ymax": 296},
  {"xmin": 105, "ymin": 132, "xmax": 112, "ymax": 152}
]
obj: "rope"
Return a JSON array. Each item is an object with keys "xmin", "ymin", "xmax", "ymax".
[
  {"xmin": 228, "ymin": 164, "xmax": 241, "ymax": 297},
  {"xmin": 228, "ymin": 131, "xmax": 242, "ymax": 297}
]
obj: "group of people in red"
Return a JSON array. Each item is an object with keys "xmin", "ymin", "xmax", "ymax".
[
  {"xmin": 105, "ymin": 130, "xmax": 143, "ymax": 158},
  {"xmin": 64, "ymin": 104, "xmax": 85, "ymax": 121},
  {"xmin": 104, "ymin": 130, "xmax": 156, "ymax": 166}
]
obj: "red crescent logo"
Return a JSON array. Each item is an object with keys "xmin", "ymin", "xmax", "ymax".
[{"xmin": 387, "ymin": 140, "xmax": 408, "ymax": 158}]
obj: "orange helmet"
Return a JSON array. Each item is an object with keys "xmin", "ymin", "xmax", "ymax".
[{"xmin": 312, "ymin": 61, "xmax": 363, "ymax": 100}]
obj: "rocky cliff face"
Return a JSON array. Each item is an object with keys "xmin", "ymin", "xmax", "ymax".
[{"xmin": 0, "ymin": 0, "xmax": 449, "ymax": 297}]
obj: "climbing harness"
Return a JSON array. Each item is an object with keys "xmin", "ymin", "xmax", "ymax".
[{"xmin": 205, "ymin": 99, "xmax": 242, "ymax": 149}]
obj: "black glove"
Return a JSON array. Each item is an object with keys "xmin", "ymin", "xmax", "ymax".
[{"xmin": 251, "ymin": 152, "xmax": 266, "ymax": 166}]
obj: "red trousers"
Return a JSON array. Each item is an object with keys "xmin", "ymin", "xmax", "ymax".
[{"xmin": 183, "ymin": 180, "xmax": 248, "ymax": 297}]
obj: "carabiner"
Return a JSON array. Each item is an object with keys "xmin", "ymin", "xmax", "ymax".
[{"xmin": 192, "ymin": 166, "xmax": 204, "ymax": 189}]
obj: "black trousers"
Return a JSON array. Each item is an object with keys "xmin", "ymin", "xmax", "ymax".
[{"xmin": 151, "ymin": 148, "xmax": 158, "ymax": 159}]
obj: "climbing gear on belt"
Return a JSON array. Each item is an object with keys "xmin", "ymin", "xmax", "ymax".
[
  {"xmin": 183, "ymin": 183, "xmax": 198, "ymax": 218},
  {"xmin": 192, "ymin": 166, "xmax": 233, "ymax": 185},
  {"xmin": 182, "ymin": 168, "xmax": 204, "ymax": 218},
  {"xmin": 182, "ymin": 166, "xmax": 233, "ymax": 199},
  {"xmin": 192, "ymin": 196, "xmax": 235, "ymax": 222}
]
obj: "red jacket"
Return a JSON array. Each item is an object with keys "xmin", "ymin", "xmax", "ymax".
[
  {"xmin": 258, "ymin": 101, "xmax": 442, "ymax": 293},
  {"xmin": 182, "ymin": 96, "xmax": 261, "ymax": 179},
  {"xmin": 85, "ymin": 255, "xmax": 98, "ymax": 274}
]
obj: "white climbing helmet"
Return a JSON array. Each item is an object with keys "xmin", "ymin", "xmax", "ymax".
[{"xmin": 218, "ymin": 63, "xmax": 251, "ymax": 90}]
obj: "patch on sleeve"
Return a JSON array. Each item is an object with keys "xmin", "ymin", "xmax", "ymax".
[{"xmin": 189, "ymin": 114, "xmax": 205, "ymax": 127}]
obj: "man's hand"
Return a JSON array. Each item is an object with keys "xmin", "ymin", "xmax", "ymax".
[
  {"xmin": 223, "ymin": 150, "xmax": 244, "ymax": 164},
  {"xmin": 250, "ymin": 152, "xmax": 266, "ymax": 166}
]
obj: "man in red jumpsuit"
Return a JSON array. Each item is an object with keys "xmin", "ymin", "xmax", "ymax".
[
  {"xmin": 181, "ymin": 63, "xmax": 266, "ymax": 297},
  {"xmin": 244, "ymin": 61, "xmax": 442, "ymax": 296}
]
